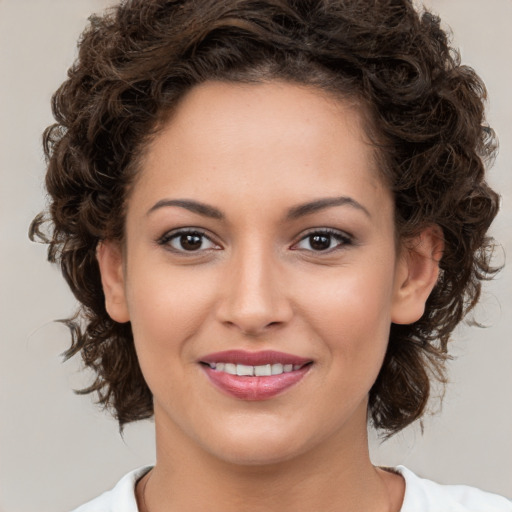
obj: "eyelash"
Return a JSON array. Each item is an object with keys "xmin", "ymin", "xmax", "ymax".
[
  {"xmin": 157, "ymin": 228, "xmax": 353, "ymax": 255},
  {"xmin": 157, "ymin": 228, "xmax": 220, "ymax": 254},
  {"xmin": 292, "ymin": 228, "xmax": 353, "ymax": 253}
]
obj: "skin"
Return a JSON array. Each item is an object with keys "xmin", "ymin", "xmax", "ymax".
[{"xmin": 98, "ymin": 81, "xmax": 441, "ymax": 512}]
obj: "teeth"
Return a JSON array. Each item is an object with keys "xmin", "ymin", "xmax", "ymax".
[
  {"xmin": 208, "ymin": 362, "xmax": 303, "ymax": 376},
  {"xmin": 271, "ymin": 363, "xmax": 283, "ymax": 375},
  {"xmin": 225, "ymin": 363, "xmax": 236, "ymax": 375},
  {"xmin": 254, "ymin": 364, "xmax": 271, "ymax": 376},
  {"xmin": 237, "ymin": 364, "xmax": 254, "ymax": 376}
]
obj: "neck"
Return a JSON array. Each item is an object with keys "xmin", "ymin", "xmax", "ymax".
[{"xmin": 138, "ymin": 408, "xmax": 403, "ymax": 512}]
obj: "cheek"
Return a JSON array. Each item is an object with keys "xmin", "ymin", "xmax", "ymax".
[
  {"xmin": 125, "ymin": 263, "xmax": 218, "ymax": 361},
  {"xmin": 296, "ymin": 264, "xmax": 395, "ymax": 364}
]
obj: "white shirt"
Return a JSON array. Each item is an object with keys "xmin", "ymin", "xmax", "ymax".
[{"xmin": 72, "ymin": 465, "xmax": 512, "ymax": 512}]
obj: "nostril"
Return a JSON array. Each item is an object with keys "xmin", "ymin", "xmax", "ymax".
[{"xmin": 215, "ymin": 278, "xmax": 293, "ymax": 334}]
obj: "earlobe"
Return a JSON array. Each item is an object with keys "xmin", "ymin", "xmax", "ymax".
[
  {"xmin": 391, "ymin": 226, "xmax": 444, "ymax": 325},
  {"xmin": 96, "ymin": 240, "xmax": 130, "ymax": 323}
]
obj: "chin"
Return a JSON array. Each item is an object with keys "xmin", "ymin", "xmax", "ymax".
[
  {"xmin": 211, "ymin": 443, "xmax": 303, "ymax": 467},
  {"xmin": 202, "ymin": 423, "xmax": 310, "ymax": 467}
]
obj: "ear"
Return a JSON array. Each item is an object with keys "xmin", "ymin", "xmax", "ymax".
[
  {"xmin": 96, "ymin": 240, "xmax": 130, "ymax": 323},
  {"xmin": 391, "ymin": 226, "xmax": 444, "ymax": 325}
]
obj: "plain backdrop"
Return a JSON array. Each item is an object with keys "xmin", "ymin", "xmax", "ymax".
[{"xmin": 1, "ymin": 1, "xmax": 511, "ymax": 511}]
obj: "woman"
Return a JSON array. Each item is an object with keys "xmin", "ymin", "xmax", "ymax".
[{"xmin": 31, "ymin": 0, "xmax": 511, "ymax": 510}]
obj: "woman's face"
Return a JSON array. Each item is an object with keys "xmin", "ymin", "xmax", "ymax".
[{"xmin": 101, "ymin": 81, "xmax": 418, "ymax": 465}]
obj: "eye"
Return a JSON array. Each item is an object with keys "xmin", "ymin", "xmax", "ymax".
[
  {"xmin": 292, "ymin": 229, "xmax": 352, "ymax": 252},
  {"xmin": 158, "ymin": 229, "xmax": 220, "ymax": 253}
]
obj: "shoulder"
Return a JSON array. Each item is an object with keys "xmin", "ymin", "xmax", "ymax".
[
  {"xmin": 395, "ymin": 466, "xmax": 512, "ymax": 512},
  {"xmin": 70, "ymin": 466, "xmax": 152, "ymax": 512}
]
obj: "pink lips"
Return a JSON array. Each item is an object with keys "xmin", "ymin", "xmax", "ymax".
[{"xmin": 200, "ymin": 350, "xmax": 312, "ymax": 401}]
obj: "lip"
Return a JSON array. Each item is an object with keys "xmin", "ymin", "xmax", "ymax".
[
  {"xmin": 199, "ymin": 350, "xmax": 312, "ymax": 401},
  {"xmin": 200, "ymin": 350, "xmax": 311, "ymax": 366}
]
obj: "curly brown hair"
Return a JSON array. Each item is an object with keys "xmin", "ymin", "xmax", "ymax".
[{"xmin": 30, "ymin": 0, "xmax": 499, "ymax": 435}]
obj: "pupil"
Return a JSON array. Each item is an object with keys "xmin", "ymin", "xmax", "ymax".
[
  {"xmin": 310, "ymin": 234, "xmax": 330, "ymax": 251},
  {"xmin": 181, "ymin": 234, "xmax": 202, "ymax": 250}
]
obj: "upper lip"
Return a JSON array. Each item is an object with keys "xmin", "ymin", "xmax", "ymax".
[{"xmin": 200, "ymin": 350, "xmax": 312, "ymax": 367}]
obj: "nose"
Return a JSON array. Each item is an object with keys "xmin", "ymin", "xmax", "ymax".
[{"xmin": 216, "ymin": 244, "xmax": 293, "ymax": 336}]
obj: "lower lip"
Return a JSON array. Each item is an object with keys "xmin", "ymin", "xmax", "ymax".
[{"xmin": 202, "ymin": 365, "xmax": 311, "ymax": 400}]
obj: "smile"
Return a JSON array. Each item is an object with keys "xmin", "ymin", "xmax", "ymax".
[
  {"xmin": 200, "ymin": 350, "xmax": 312, "ymax": 400},
  {"xmin": 206, "ymin": 362, "xmax": 304, "ymax": 376}
]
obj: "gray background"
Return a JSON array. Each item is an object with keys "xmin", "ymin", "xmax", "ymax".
[{"xmin": 0, "ymin": 1, "xmax": 510, "ymax": 510}]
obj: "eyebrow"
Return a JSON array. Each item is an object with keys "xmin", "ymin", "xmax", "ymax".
[
  {"xmin": 146, "ymin": 195, "xmax": 370, "ymax": 220},
  {"xmin": 286, "ymin": 196, "xmax": 371, "ymax": 220},
  {"xmin": 147, "ymin": 199, "xmax": 224, "ymax": 219}
]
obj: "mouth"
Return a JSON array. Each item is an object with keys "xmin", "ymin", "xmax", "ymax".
[
  {"xmin": 199, "ymin": 350, "xmax": 313, "ymax": 400},
  {"xmin": 203, "ymin": 361, "xmax": 306, "ymax": 376}
]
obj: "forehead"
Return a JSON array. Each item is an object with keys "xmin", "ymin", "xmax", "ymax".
[{"xmin": 131, "ymin": 80, "xmax": 391, "ymax": 220}]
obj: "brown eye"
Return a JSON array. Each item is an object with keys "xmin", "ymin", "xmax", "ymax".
[
  {"xmin": 309, "ymin": 234, "xmax": 331, "ymax": 251},
  {"xmin": 159, "ymin": 230, "xmax": 219, "ymax": 253},
  {"xmin": 179, "ymin": 233, "xmax": 203, "ymax": 251},
  {"xmin": 293, "ymin": 229, "xmax": 352, "ymax": 252}
]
